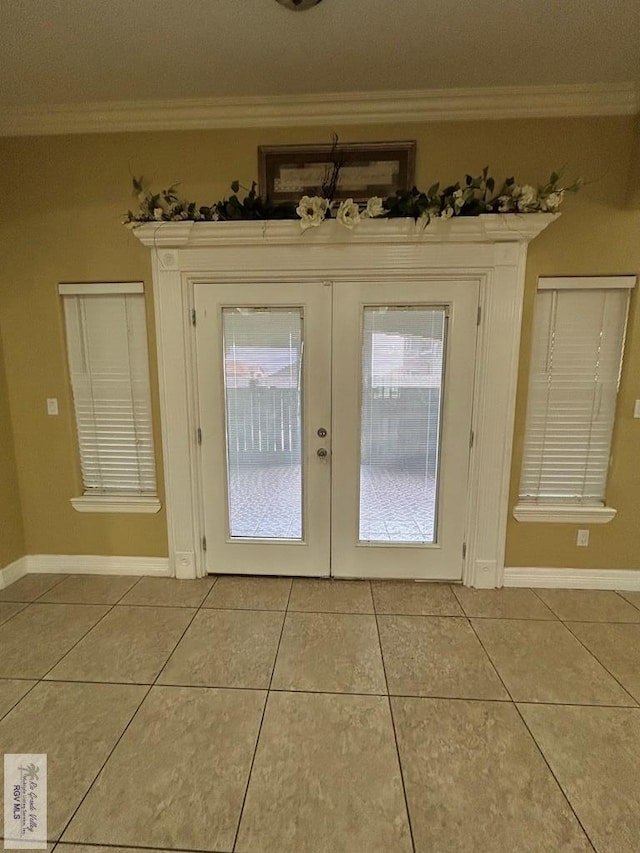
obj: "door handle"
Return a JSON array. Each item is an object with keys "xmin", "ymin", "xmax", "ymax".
[
  {"xmin": 317, "ymin": 427, "xmax": 327, "ymax": 437},
  {"xmin": 317, "ymin": 448, "xmax": 328, "ymax": 458}
]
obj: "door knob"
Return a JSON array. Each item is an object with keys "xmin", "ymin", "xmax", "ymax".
[
  {"xmin": 317, "ymin": 427, "xmax": 327, "ymax": 437},
  {"xmin": 317, "ymin": 448, "xmax": 328, "ymax": 458}
]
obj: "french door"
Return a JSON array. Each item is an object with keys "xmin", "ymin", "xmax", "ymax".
[{"xmin": 194, "ymin": 278, "xmax": 479, "ymax": 580}]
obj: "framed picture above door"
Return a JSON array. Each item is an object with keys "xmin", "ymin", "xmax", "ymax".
[{"xmin": 258, "ymin": 141, "xmax": 416, "ymax": 203}]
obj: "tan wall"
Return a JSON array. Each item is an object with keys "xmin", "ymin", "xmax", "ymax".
[
  {"xmin": 0, "ymin": 324, "xmax": 25, "ymax": 567},
  {"xmin": 0, "ymin": 116, "xmax": 638, "ymax": 567}
]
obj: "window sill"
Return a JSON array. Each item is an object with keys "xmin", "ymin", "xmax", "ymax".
[
  {"xmin": 71, "ymin": 495, "xmax": 161, "ymax": 514},
  {"xmin": 513, "ymin": 503, "xmax": 617, "ymax": 524}
]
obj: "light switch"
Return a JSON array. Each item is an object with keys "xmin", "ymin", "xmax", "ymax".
[
  {"xmin": 576, "ymin": 529, "xmax": 589, "ymax": 547},
  {"xmin": 46, "ymin": 398, "xmax": 59, "ymax": 416},
  {"xmin": 634, "ymin": 400, "xmax": 640, "ymax": 418}
]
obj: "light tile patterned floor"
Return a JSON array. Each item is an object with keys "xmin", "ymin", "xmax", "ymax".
[{"xmin": 1, "ymin": 574, "xmax": 639, "ymax": 852}]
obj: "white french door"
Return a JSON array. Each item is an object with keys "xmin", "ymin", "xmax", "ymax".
[{"xmin": 194, "ymin": 278, "xmax": 478, "ymax": 580}]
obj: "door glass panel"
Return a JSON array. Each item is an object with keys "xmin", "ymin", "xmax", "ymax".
[
  {"xmin": 222, "ymin": 308, "xmax": 303, "ymax": 540},
  {"xmin": 359, "ymin": 306, "xmax": 446, "ymax": 543}
]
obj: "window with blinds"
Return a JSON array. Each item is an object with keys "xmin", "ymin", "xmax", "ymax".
[
  {"xmin": 519, "ymin": 277, "xmax": 633, "ymax": 507},
  {"xmin": 60, "ymin": 282, "xmax": 157, "ymax": 496}
]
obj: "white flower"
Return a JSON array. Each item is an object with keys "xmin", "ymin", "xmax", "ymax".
[
  {"xmin": 516, "ymin": 184, "xmax": 538, "ymax": 210},
  {"xmin": 440, "ymin": 206, "xmax": 454, "ymax": 220},
  {"xmin": 336, "ymin": 199, "xmax": 361, "ymax": 229},
  {"xmin": 153, "ymin": 207, "xmax": 165, "ymax": 220},
  {"xmin": 543, "ymin": 190, "xmax": 564, "ymax": 211},
  {"xmin": 363, "ymin": 196, "xmax": 385, "ymax": 218},
  {"xmin": 296, "ymin": 195, "xmax": 329, "ymax": 230},
  {"xmin": 498, "ymin": 195, "xmax": 514, "ymax": 213},
  {"xmin": 452, "ymin": 188, "xmax": 467, "ymax": 213}
]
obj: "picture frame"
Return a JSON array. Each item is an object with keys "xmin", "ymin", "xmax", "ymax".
[{"xmin": 258, "ymin": 141, "xmax": 417, "ymax": 203}]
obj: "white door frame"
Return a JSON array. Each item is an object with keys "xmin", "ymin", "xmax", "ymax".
[{"xmin": 134, "ymin": 215, "xmax": 556, "ymax": 587}]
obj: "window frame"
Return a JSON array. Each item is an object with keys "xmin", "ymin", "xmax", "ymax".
[
  {"xmin": 59, "ymin": 281, "xmax": 161, "ymax": 515},
  {"xmin": 513, "ymin": 275, "xmax": 635, "ymax": 524}
]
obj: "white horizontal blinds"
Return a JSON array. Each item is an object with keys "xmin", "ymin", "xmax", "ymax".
[
  {"xmin": 359, "ymin": 306, "xmax": 446, "ymax": 543},
  {"xmin": 519, "ymin": 286, "xmax": 629, "ymax": 504},
  {"xmin": 62, "ymin": 289, "xmax": 157, "ymax": 495},
  {"xmin": 222, "ymin": 308, "xmax": 303, "ymax": 540}
]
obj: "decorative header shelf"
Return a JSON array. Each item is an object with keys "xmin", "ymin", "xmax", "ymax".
[{"xmin": 132, "ymin": 213, "xmax": 558, "ymax": 249}]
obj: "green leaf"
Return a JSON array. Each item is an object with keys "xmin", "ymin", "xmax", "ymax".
[{"xmin": 230, "ymin": 180, "xmax": 240, "ymax": 193}]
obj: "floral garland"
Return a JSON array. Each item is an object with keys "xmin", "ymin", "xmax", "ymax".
[{"xmin": 123, "ymin": 168, "xmax": 582, "ymax": 231}]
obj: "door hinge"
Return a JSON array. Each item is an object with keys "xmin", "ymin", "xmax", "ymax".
[
  {"xmin": 476, "ymin": 305, "xmax": 482, "ymax": 326},
  {"xmin": 202, "ymin": 536, "xmax": 207, "ymax": 552},
  {"xmin": 462, "ymin": 542, "xmax": 467, "ymax": 560},
  {"xmin": 469, "ymin": 429, "xmax": 474, "ymax": 449},
  {"xmin": 197, "ymin": 427, "xmax": 202, "ymax": 445},
  {"xmin": 191, "ymin": 308, "xmax": 197, "ymax": 327}
]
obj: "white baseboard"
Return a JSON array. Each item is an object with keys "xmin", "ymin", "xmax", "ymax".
[
  {"xmin": 0, "ymin": 557, "xmax": 29, "ymax": 589},
  {"xmin": 1, "ymin": 555, "xmax": 170, "ymax": 583},
  {"xmin": 26, "ymin": 555, "xmax": 171, "ymax": 576},
  {"xmin": 504, "ymin": 566, "xmax": 640, "ymax": 591}
]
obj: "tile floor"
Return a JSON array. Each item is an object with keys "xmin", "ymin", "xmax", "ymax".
[{"xmin": 1, "ymin": 573, "xmax": 639, "ymax": 852}]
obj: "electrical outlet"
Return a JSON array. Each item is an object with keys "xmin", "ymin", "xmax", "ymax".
[
  {"xmin": 46, "ymin": 398, "xmax": 59, "ymax": 416},
  {"xmin": 576, "ymin": 529, "xmax": 589, "ymax": 547}
]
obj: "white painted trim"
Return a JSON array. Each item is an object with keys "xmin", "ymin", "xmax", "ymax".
[
  {"xmin": 513, "ymin": 503, "xmax": 617, "ymax": 524},
  {"xmin": 24, "ymin": 555, "xmax": 170, "ymax": 576},
  {"xmin": 58, "ymin": 281, "xmax": 144, "ymax": 296},
  {"xmin": 70, "ymin": 495, "xmax": 161, "ymax": 514},
  {"xmin": 504, "ymin": 566, "xmax": 640, "ymax": 590},
  {"xmin": 0, "ymin": 557, "xmax": 29, "ymax": 589},
  {"xmin": 134, "ymin": 214, "xmax": 555, "ymax": 585},
  {"xmin": 1, "ymin": 82, "xmax": 637, "ymax": 137},
  {"xmin": 133, "ymin": 215, "xmax": 557, "ymax": 249},
  {"xmin": 538, "ymin": 275, "xmax": 637, "ymax": 291}
]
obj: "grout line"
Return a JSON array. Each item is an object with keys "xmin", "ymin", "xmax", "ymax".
[
  {"xmin": 467, "ymin": 616, "xmax": 598, "ymax": 852},
  {"xmin": 374, "ymin": 610, "xmax": 417, "ymax": 853},
  {"xmin": 38, "ymin": 601, "xmax": 122, "ymax": 681},
  {"xmin": 464, "ymin": 615, "xmax": 513, "ymax": 702},
  {"xmin": 614, "ymin": 589, "xmax": 640, "ymax": 613},
  {"xmin": 0, "ymin": 679, "xmax": 41, "ymax": 723},
  {"xmin": 20, "ymin": 600, "xmax": 640, "ymax": 624},
  {"xmin": 0, "ymin": 601, "xmax": 29, "ymax": 627},
  {"xmin": 53, "ymin": 681, "xmax": 153, "ymax": 845},
  {"xmin": 53, "ymin": 581, "xmax": 212, "ymax": 845},
  {"xmin": 561, "ymin": 621, "xmax": 639, "ymax": 706},
  {"xmin": 51, "ymin": 842, "xmax": 230, "ymax": 853},
  {"xmin": 512, "ymin": 704, "xmax": 598, "ymax": 852},
  {"xmin": 32, "ymin": 573, "xmax": 73, "ymax": 601},
  {"xmin": 230, "ymin": 580, "xmax": 293, "ymax": 853},
  {"xmin": 529, "ymin": 587, "xmax": 566, "ymax": 620},
  {"xmin": 9, "ymin": 675, "xmax": 640, "ymax": 707},
  {"xmin": 151, "ymin": 585, "xmax": 217, "ymax": 686}
]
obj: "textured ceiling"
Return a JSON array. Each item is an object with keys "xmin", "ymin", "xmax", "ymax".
[{"xmin": 0, "ymin": 0, "xmax": 638, "ymax": 107}]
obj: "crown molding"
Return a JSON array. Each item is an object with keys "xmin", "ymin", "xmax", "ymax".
[{"xmin": 1, "ymin": 82, "xmax": 637, "ymax": 137}]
